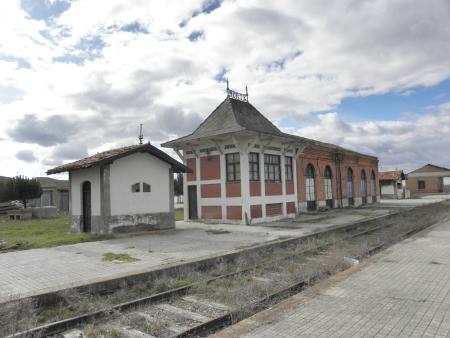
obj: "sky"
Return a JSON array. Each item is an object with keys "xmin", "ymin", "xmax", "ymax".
[{"xmin": 1, "ymin": 0, "xmax": 450, "ymax": 179}]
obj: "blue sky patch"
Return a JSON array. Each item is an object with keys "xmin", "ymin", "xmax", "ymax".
[
  {"xmin": 21, "ymin": 0, "xmax": 70, "ymax": 21},
  {"xmin": 120, "ymin": 22, "xmax": 149, "ymax": 34},
  {"xmin": 214, "ymin": 68, "xmax": 228, "ymax": 83},
  {"xmin": 337, "ymin": 78, "xmax": 450, "ymax": 122},
  {"xmin": 188, "ymin": 30, "xmax": 204, "ymax": 41},
  {"xmin": 0, "ymin": 54, "xmax": 31, "ymax": 69}
]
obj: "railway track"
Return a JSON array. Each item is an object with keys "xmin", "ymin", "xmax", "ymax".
[{"xmin": 8, "ymin": 212, "xmax": 445, "ymax": 338}]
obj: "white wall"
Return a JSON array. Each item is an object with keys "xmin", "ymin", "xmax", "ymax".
[
  {"xmin": 71, "ymin": 166, "xmax": 101, "ymax": 216},
  {"xmin": 110, "ymin": 152, "xmax": 171, "ymax": 215}
]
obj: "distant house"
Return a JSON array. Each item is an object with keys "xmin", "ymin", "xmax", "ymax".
[
  {"xmin": 0, "ymin": 175, "xmax": 69, "ymax": 212},
  {"xmin": 47, "ymin": 143, "xmax": 189, "ymax": 234},
  {"xmin": 162, "ymin": 89, "xmax": 379, "ymax": 224},
  {"xmin": 379, "ymin": 170, "xmax": 405, "ymax": 199},
  {"xmin": 406, "ymin": 164, "xmax": 450, "ymax": 196},
  {"xmin": 30, "ymin": 177, "xmax": 70, "ymax": 212}
]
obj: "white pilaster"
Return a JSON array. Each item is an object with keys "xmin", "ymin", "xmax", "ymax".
[
  {"xmin": 280, "ymin": 155, "xmax": 287, "ymax": 216},
  {"xmin": 260, "ymin": 151, "xmax": 266, "ymax": 218},
  {"xmin": 195, "ymin": 156, "xmax": 201, "ymax": 219},
  {"xmin": 219, "ymin": 152, "xmax": 226, "ymax": 222},
  {"xmin": 240, "ymin": 144, "xmax": 250, "ymax": 224},
  {"xmin": 293, "ymin": 157, "xmax": 298, "ymax": 213}
]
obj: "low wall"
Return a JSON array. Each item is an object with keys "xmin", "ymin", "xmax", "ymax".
[{"xmin": 29, "ymin": 207, "xmax": 57, "ymax": 219}]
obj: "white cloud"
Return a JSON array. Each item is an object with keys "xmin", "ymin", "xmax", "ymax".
[
  {"xmin": 288, "ymin": 101, "xmax": 450, "ymax": 172},
  {"xmin": 0, "ymin": 0, "xmax": 450, "ymax": 177}
]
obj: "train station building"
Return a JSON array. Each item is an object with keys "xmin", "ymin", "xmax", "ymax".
[{"xmin": 162, "ymin": 89, "xmax": 380, "ymax": 224}]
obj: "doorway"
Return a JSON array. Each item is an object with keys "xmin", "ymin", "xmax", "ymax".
[
  {"xmin": 188, "ymin": 185, "xmax": 198, "ymax": 220},
  {"xmin": 82, "ymin": 181, "xmax": 91, "ymax": 232}
]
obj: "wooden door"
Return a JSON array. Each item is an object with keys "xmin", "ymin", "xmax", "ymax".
[
  {"xmin": 82, "ymin": 181, "xmax": 91, "ymax": 232},
  {"xmin": 188, "ymin": 185, "xmax": 198, "ymax": 220}
]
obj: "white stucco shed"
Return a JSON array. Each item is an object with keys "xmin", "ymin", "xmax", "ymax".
[{"xmin": 47, "ymin": 143, "xmax": 189, "ymax": 233}]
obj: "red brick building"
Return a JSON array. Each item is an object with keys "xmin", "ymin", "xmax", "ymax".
[
  {"xmin": 162, "ymin": 90, "xmax": 379, "ymax": 224},
  {"xmin": 406, "ymin": 164, "xmax": 450, "ymax": 196}
]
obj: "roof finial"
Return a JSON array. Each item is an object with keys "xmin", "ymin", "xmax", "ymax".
[
  {"xmin": 226, "ymin": 81, "xmax": 249, "ymax": 102},
  {"xmin": 138, "ymin": 124, "xmax": 143, "ymax": 144}
]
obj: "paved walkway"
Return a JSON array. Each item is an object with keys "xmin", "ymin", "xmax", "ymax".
[
  {"xmin": 0, "ymin": 198, "xmax": 445, "ymax": 304},
  {"xmin": 216, "ymin": 219, "xmax": 450, "ymax": 338},
  {"xmin": 0, "ymin": 207, "xmax": 395, "ymax": 303}
]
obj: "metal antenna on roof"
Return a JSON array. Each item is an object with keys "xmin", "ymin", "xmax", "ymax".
[
  {"xmin": 138, "ymin": 124, "xmax": 143, "ymax": 144},
  {"xmin": 245, "ymin": 84, "xmax": 248, "ymax": 101},
  {"xmin": 226, "ymin": 78, "xmax": 229, "ymax": 91}
]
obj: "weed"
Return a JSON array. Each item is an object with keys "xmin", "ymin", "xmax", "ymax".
[{"xmin": 102, "ymin": 252, "xmax": 140, "ymax": 263}]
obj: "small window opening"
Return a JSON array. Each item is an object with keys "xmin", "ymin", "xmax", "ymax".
[
  {"xmin": 143, "ymin": 182, "xmax": 151, "ymax": 192},
  {"xmin": 131, "ymin": 183, "xmax": 140, "ymax": 192}
]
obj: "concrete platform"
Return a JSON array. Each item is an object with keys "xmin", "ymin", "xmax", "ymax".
[
  {"xmin": 215, "ymin": 219, "xmax": 450, "ymax": 338},
  {"xmin": 0, "ymin": 198, "xmax": 445, "ymax": 304}
]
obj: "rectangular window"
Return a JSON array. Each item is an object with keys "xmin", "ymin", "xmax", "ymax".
[
  {"xmin": 143, "ymin": 182, "xmax": 151, "ymax": 192},
  {"xmin": 418, "ymin": 179, "xmax": 425, "ymax": 190},
  {"xmin": 226, "ymin": 153, "xmax": 240, "ymax": 182},
  {"xmin": 131, "ymin": 182, "xmax": 140, "ymax": 193},
  {"xmin": 264, "ymin": 154, "xmax": 281, "ymax": 182},
  {"xmin": 249, "ymin": 152, "xmax": 260, "ymax": 181},
  {"xmin": 285, "ymin": 156, "xmax": 293, "ymax": 181}
]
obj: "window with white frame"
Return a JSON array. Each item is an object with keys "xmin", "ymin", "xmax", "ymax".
[
  {"xmin": 249, "ymin": 152, "xmax": 260, "ymax": 181},
  {"xmin": 305, "ymin": 164, "xmax": 315, "ymax": 201},
  {"xmin": 324, "ymin": 166, "xmax": 333, "ymax": 200},
  {"xmin": 264, "ymin": 154, "xmax": 281, "ymax": 182},
  {"xmin": 226, "ymin": 153, "xmax": 240, "ymax": 182},
  {"xmin": 347, "ymin": 168, "xmax": 354, "ymax": 198},
  {"xmin": 285, "ymin": 156, "xmax": 293, "ymax": 181}
]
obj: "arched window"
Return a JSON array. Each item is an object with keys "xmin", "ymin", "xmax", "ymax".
[
  {"xmin": 371, "ymin": 171, "xmax": 377, "ymax": 202},
  {"xmin": 360, "ymin": 170, "xmax": 367, "ymax": 204},
  {"xmin": 347, "ymin": 168, "xmax": 354, "ymax": 206},
  {"xmin": 305, "ymin": 164, "xmax": 316, "ymax": 211},
  {"xmin": 324, "ymin": 166, "xmax": 333, "ymax": 208}
]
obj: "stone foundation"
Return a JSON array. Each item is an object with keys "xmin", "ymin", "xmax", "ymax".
[{"xmin": 70, "ymin": 212, "xmax": 174, "ymax": 234}]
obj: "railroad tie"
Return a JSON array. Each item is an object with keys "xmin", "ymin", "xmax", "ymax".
[
  {"xmin": 182, "ymin": 295, "xmax": 230, "ymax": 311},
  {"xmin": 156, "ymin": 303, "xmax": 210, "ymax": 322}
]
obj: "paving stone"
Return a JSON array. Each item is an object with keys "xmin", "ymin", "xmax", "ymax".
[{"xmin": 240, "ymin": 220, "xmax": 450, "ymax": 338}]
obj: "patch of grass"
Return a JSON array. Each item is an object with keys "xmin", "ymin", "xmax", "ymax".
[
  {"xmin": 175, "ymin": 208, "xmax": 184, "ymax": 221},
  {"xmin": 205, "ymin": 229, "xmax": 231, "ymax": 235},
  {"xmin": 175, "ymin": 278, "xmax": 194, "ymax": 288},
  {"xmin": 0, "ymin": 214, "xmax": 112, "ymax": 252},
  {"xmin": 102, "ymin": 252, "xmax": 140, "ymax": 263}
]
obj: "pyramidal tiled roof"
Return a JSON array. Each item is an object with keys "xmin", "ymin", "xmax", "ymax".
[
  {"xmin": 162, "ymin": 96, "xmax": 377, "ymax": 160},
  {"xmin": 162, "ymin": 97, "xmax": 284, "ymax": 146}
]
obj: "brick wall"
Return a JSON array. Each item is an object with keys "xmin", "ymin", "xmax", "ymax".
[
  {"xmin": 286, "ymin": 181, "xmax": 294, "ymax": 195},
  {"xmin": 407, "ymin": 176, "xmax": 442, "ymax": 194},
  {"xmin": 297, "ymin": 149, "xmax": 378, "ymax": 202},
  {"xmin": 187, "ymin": 158, "xmax": 196, "ymax": 181},
  {"xmin": 200, "ymin": 183, "xmax": 221, "ymax": 198},
  {"xmin": 250, "ymin": 181, "xmax": 261, "ymax": 196},
  {"xmin": 227, "ymin": 206, "xmax": 242, "ymax": 220},
  {"xmin": 266, "ymin": 203, "xmax": 282, "ymax": 216},
  {"xmin": 226, "ymin": 182, "xmax": 241, "ymax": 197},
  {"xmin": 200, "ymin": 155, "xmax": 220, "ymax": 180},
  {"xmin": 250, "ymin": 204, "xmax": 262, "ymax": 219},
  {"xmin": 265, "ymin": 182, "xmax": 282, "ymax": 196},
  {"xmin": 202, "ymin": 206, "xmax": 222, "ymax": 219},
  {"xmin": 286, "ymin": 201, "xmax": 296, "ymax": 214}
]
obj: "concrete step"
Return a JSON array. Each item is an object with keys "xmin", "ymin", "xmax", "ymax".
[{"xmin": 156, "ymin": 303, "xmax": 210, "ymax": 322}]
